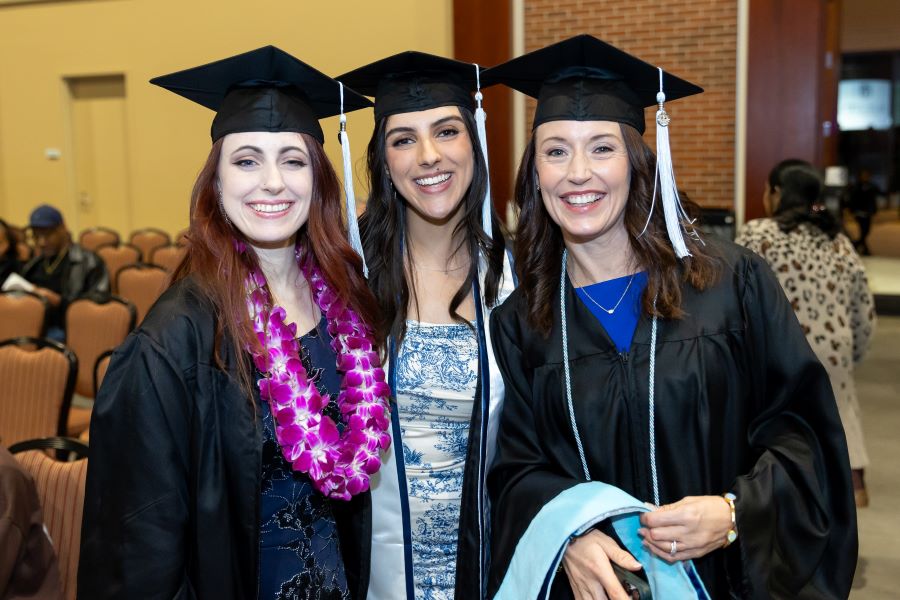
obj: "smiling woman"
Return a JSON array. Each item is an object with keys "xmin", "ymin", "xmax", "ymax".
[
  {"xmin": 218, "ymin": 133, "xmax": 314, "ymax": 250},
  {"xmin": 484, "ymin": 35, "xmax": 858, "ymax": 600},
  {"xmin": 78, "ymin": 47, "xmax": 390, "ymax": 600},
  {"xmin": 339, "ymin": 52, "xmax": 515, "ymax": 600}
]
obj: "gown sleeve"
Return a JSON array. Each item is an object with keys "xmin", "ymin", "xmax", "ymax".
[
  {"xmin": 78, "ymin": 331, "xmax": 195, "ymax": 600},
  {"xmin": 731, "ymin": 255, "xmax": 857, "ymax": 599},
  {"xmin": 486, "ymin": 304, "xmax": 582, "ymax": 597}
]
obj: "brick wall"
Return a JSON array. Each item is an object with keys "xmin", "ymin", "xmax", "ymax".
[{"xmin": 524, "ymin": 0, "xmax": 738, "ymax": 208}]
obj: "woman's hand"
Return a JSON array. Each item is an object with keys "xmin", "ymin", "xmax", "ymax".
[
  {"xmin": 562, "ymin": 529, "xmax": 643, "ymax": 600},
  {"xmin": 638, "ymin": 495, "xmax": 732, "ymax": 562}
]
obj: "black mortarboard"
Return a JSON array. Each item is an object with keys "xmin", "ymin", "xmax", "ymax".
[
  {"xmin": 482, "ymin": 34, "xmax": 702, "ymax": 134},
  {"xmin": 150, "ymin": 45, "xmax": 372, "ymax": 143},
  {"xmin": 337, "ymin": 51, "xmax": 480, "ymax": 122}
]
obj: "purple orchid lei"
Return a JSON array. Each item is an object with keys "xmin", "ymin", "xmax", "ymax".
[{"xmin": 242, "ymin": 243, "xmax": 391, "ymax": 500}]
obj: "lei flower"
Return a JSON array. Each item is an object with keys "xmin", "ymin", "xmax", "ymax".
[{"xmin": 243, "ymin": 244, "xmax": 391, "ymax": 500}]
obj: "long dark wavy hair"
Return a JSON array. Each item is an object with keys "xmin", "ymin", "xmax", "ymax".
[
  {"xmin": 171, "ymin": 134, "xmax": 381, "ymax": 397},
  {"xmin": 768, "ymin": 160, "xmax": 840, "ymax": 238},
  {"xmin": 359, "ymin": 107, "xmax": 506, "ymax": 346},
  {"xmin": 515, "ymin": 122, "xmax": 720, "ymax": 335}
]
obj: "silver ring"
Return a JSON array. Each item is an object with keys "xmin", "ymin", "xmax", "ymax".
[{"xmin": 670, "ymin": 539, "xmax": 678, "ymax": 556}]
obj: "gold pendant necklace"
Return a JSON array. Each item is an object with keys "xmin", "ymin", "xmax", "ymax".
[
  {"xmin": 43, "ymin": 247, "xmax": 69, "ymax": 275},
  {"xmin": 579, "ymin": 274, "xmax": 636, "ymax": 315}
]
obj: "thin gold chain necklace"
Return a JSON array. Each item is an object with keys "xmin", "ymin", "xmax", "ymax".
[
  {"xmin": 578, "ymin": 273, "xmax": 636, "ymax": 315},
  {"xmin": 43, "ymin": 247, "xmax": 69, "ymax": 275}
]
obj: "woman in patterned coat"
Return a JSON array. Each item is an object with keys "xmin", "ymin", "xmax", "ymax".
[{"xmin": 737, "ymin": 160, "xmax": 876, "ymax": 506}]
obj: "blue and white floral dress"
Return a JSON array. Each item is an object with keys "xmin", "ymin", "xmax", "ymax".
[{"xmin": 394, "ymin": 321, "xmax": 478, "ymax": 599}]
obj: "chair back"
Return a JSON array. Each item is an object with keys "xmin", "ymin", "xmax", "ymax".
[
  {"xmin": 11, "ymin": 437, "xmax": 89, "ymax": 600},
  {"xmin": 116, "ymin": 264, "xmax": 169, "ymax": 324},
  {"xmin": 93, "ymin": 349, "xmax": 114, "ymax": 397},
  {"xmin": 149, "ymin": 244, "xmax": 187, "ymax": 273},
  {"xmin": 96, "ymin": 244, "xmax": 141, "ymax": 294},
  {"xmin": 78, "ymin": 227, "xmax": 120, "ymax": 252},
  {"xmin": 129, "ymin": 228, "xmax": 170, "ymax": 261},
  {"xmin": 0, "ymin": 337, "xmax": 77, "ymax": 447},
  {"xmin": 0, "ymin": 290, "xmax": 48, "ymax": 340},
  {"xmin": 65, "ymin": 295, "xmax": 135, "ymax": 398}
]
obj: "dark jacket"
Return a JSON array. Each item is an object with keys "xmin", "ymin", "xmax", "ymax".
[
  {"xmin": 487, "ymin": 240, "xmax": 857, "ymax": 599},
  {"xmin": 22, "ymin": 243, "xmax": 109, "ymax": 330},
  {"xmin": 78, "ymin": 277, "xmax": 370, "ymax": 600}
]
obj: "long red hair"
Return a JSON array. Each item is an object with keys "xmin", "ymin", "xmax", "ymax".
[{"xmin": 172, "ymin": 134, "xmax": 380, "ymax": 396}]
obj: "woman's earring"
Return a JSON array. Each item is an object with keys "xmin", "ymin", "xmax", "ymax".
[{"xmin": 217, "ymin": 189, "xmax": 232, "ymax": 227}]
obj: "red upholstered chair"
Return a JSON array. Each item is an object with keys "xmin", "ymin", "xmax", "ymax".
[
  {"xmin": 10, "ymin": 436, "xmax": 89, "ymax": 600},
  {"xmin": 0, "ymin": 290, "xmax": 48, "ymax": 341},
  {"xmin": 78, "ymin": 227, "xmax": 120, "ymax": 252},
  {"xmin": 116, "ymin": 264, "xmax": 169, "ymax": 325},
  {"xmin": 96, "ymin": 244, "xmax": 141, "ymax": 294},
  {"xmin": 150, "ymin": 244, "xmax": 187, "ymax": 273},
  {"xmin": 0, "ymin": 337, "xmax": 77, "ymax": 447},
  {"xmin": 129, "ymin": 228, "xmax": 170, "ymax": 262},
  {"xmin": 64, "ymin": 296, "xmax": 135, "ymax": 435}
]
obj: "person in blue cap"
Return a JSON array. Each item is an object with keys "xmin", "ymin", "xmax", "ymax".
[{"xmin": 19, "ymin": 204, "xmax": 109, "ymax": 341}]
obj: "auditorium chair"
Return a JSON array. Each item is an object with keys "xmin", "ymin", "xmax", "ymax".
[
  {"xmin": 78, "ymin": 227, "xmax": 120, "ymax": 252},
  {"xmin": 0, "ymin": 290, "xmax": 48, "ymax": 340},
  {"xmin": 150, "ymin": 243, "xmax": 187, "ymax": 273},
  {"xmin": 129, "ymin": 228, "xmax": 170, "ymax": 261},
  {"xmin": 0, "ymin": 337, "xmax": 77, "ymax": 448},
  {"xmin": 64, "ymin": 295, "xmax": 135, "ymax": 435},
  {"xmin": 10, "ymin": 436, "xmax": 89, "ymax": 600},
  {"xmin": 116, "ymin": 263, "xmax": 169, "ymax": 325},
  {"xmin": 96, "ymin": 244, "xmax": 141, "ymax": 294}
]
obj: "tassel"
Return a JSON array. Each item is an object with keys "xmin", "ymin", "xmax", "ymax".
[
  {"xmin": 654, "ymin": 67, "xmax": 696, "ymax": 259},
  {"xmin": 338, "ymin": 82, "xmax": 368, "ymax": 277},
  {"xmin": 474, "ymin": 64, "xmax": 493, "ymax": 238}
]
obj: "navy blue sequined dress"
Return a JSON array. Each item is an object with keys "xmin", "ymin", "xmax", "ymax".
[{"xmin": 258, "ymin": 318, "xmax": 350, "ymax": 600}]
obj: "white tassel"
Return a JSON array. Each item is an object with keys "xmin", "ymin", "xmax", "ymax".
[
  {"xmin": 338, "ymin": 82, "xmax": 368, "ymax": 277},
  {"xmin": 474, "ymin": 64, "xmax": 493, "ymax": 238},
  {"xmin": 654, "ymin": 67, "xmax": 694, "ymax": 259}
]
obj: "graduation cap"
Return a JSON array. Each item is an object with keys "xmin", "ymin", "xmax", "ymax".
[
  {"xmin": 339, "ymin": 51, "xmax": 495, "ymax": 238},
  {"xmin": 150, "ymin": 45, "xmax": 372, "ymax": 143},
  {"xmin": 483, "ymin": 35, "xmax": 704, "ymax": 258},
  {"xmin": 150, "ymin": 46, "xmax": 373, "ymax": 271}
]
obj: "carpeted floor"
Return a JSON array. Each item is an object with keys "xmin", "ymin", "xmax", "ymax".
[{"xmin": 850, "ymin": 316, "xmax": 900, "ymax": 598}]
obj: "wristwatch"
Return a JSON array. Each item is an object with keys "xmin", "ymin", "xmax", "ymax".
[{"xmin": 722, "ymin": 492, "xmax": 738, "ymax": 548}]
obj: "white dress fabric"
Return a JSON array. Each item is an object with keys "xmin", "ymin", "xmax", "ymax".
[
  {"xmin": 394, "ymin": 321, "xmax": 478, "ymax": 599},
  {"xmin": 367, "ymin": 252, "xmax": 517, "ymax": 600},
  {"xmin": 736, "ymin": 219, "xmax": 875, "ymax": 468}
]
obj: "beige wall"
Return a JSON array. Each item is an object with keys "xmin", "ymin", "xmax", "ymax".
[
  {"xmin": 842, "ymin": 0, "xmax": 900, "ymax": 52},
  {"xmin": 0, "ymin": 0, "xmax": 453, "ymax": 237}
]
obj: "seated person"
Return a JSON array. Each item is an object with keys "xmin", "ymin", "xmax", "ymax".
[
  {"xmin": 19, "ymin": 205, "xmax": 109, "ymax": 341},
  {"xmin": 0, "ymin": 446, "xmax": 62, "ymax": 598},
  {"xmin": 0, "ymin": 219, "xmax": 20, "ymax": 284}
]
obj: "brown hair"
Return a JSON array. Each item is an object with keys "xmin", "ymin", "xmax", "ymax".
[
  {"xmin": 513, "ymin": 123, "xmax": 720, "ymax": 335},
  {"xmin": 172, "ymin": 134, "xmax": 381, "ymax": 395}
]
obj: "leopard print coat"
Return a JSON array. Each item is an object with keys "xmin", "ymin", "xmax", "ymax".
[{"xmin": 736, "ymin": 219, "xmax": 875, "ymax": 468}]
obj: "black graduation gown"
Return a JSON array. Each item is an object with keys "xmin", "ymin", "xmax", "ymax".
[
  {"xmin": 78, "ymin": 277, "xmax": 370, "ymax": 600},
  {"xmin": 487, "ymin": 241, "xmax": 857, "ymax": 599}
]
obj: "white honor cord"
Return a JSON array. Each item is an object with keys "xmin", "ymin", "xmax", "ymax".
[
  {"xmin": 338, "ymin": 81, "xmax": 368, "ymax": 277},
  {"xmin": 560, "ymin": 249, "xmax": 661, "ymax": 503},
  {"xmin": 561, "ymin": 249, "xmax": 591, "ymax": 481}
]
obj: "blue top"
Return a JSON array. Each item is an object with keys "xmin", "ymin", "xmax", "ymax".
[
  {"xmin": 258, "ymin": 317, "xmax": 350, "ymax": 600},
  {"xmin": 575, "ymin": 272, "xmax": 648, "ymax": 353}
]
